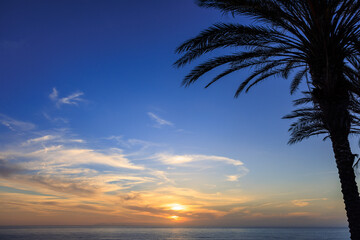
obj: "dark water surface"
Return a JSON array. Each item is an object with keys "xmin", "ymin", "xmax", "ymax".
[{"xmin": 0, "ymin": 227, "xmax": 350, "ymax": 240}]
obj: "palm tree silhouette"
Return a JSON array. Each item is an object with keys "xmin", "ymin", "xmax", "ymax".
[
  {"xmin": 284, "ymin": 91, "xmax": 360, "ymax": 143},
  {"xmin": 175, "ymin": 1, "xmax": 360, "ymax": 238}
]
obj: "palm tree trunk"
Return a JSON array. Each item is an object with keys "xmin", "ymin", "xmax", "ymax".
[
  {"xmin": 310, "ymin": 58, "xmax": 360, "ymax": 238},
  {"xmin": 332, "ymin": 137, "xmax": 360, "ymax": 239}
]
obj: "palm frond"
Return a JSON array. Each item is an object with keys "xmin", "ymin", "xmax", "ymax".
[
  {"xmin": 175, "ymin": 23, "xmax": 301, "ymax": 67},
  {"xmin": 290, "ymin": 68, "xmax": 308, "ymax": 94}
]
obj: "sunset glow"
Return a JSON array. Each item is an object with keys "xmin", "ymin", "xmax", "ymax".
[
  {"xmin": 169, "ymin": 204, "xmax": 186, "ymax": 211},
  {"xmin": 0, "ymin": 0, "xmax": 355, "ymax": 228},
  {"xmin": 170, "ymin": 216, "xmax": 180, "ymax": 221}
]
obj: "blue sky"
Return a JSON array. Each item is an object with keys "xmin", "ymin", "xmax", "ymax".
[{"xmin": 0, "ymin": 0, "xmax": 357, "ymax": 226}]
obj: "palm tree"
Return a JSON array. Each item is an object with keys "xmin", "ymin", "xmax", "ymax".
[
  {"xmin": 284, "ymin": 91, "xmax": 360, "ymax": 144},
  {"xmin": 175, "ymin": 0, "xmax": 360, "ymax": 238}
]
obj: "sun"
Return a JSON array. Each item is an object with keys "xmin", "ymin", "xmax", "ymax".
[{"xmin": 169, "ymin": 203, "xmax": 185, "ymax": 211}]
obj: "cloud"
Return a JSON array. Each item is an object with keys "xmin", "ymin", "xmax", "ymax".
[
  {"xmin": 0, "ymin": 157, "xmax": 102, "ymax": 197},
  {"xmin": 149, "ymin": 170, "xmax": 174, "ymax": 184},
  {"xmin": 119, "ymin": 192, "xmax": 142, "ymax": 201},
  {"xmin": 0, "ymin": 132, "xmax": 146, "ymax": 198},
  {"xmin": 106, "ymin": 136, "xmax": 162, "ymax": 150},
  {"xmin": 155, "ymin": 153, "xmax": 244, "ymax": 166},
  {"xmin": 153, "ymin": 154, "xmax": 249, "ymax": 185},
  {"xmin": 49, "ymin": 88, "xmax": 58, "ymax": 101},
  {"xmin": 49, "ymin": 88, "xmax": 84, "ymax": 107},
  {"xmin": 292, "ymin": 200, "xmax": 310, "ymax": 207},
  {"xmin": 24, "ymin": 135, "xmax": 57, "ymax": 145},
  {"xmin": 126, "ymin": 205, "xmax": 169, "ymax": 215},
  {"xmin": 27, "ymin": 174, "xmax": 100, "ymax": 196},
  {"xmin": 148, "ymin": 112, "xmax": 173, "ymax": 127},
  {"xmin": 0, "ymin": 173, "xmax": 101, "ymax": 197},
  {"xmin": 23, "ymin": 134, "xmax": 84, "ymax": 146},
  {"xmin": 0, "ymin": 114, "xmax": 35, "ymax": 132},
  {"xmin": 24, "ymin": 146, "xmax": 144, "ymax": 170},
  {"xmin": 0, "ymin": 159, "xmax": 24, "ymax": 177},
  {"xmin": 43, "ymin": 113, "xmax": 68, "ymax": 124},
  {"xmin": 291, "ymin": 198, "xmax": 328, "ymax": 207},
  {"xmin": 226, "ymin": 175, "xmax": 240, "ymax": 182}
]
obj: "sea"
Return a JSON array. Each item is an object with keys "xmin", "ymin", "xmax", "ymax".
[{"xmin": 0, "ymin": 227, "xmax": 350, "ymax": 240}]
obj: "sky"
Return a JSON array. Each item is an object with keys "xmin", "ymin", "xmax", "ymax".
[{"xmin": 0, "ymin": 0, "xmax": 358, "ymax": 227}]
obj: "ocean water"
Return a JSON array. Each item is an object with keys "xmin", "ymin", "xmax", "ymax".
[{"xmin": 0, "ymin": 227, "xmax": 350, "ymax": 240}]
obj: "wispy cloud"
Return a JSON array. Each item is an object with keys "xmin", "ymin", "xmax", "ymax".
[
  {"xmin": 106, "ymin": 136, "xmax": 162, "ymax": 150},
  {"xmin": 49, "ymin": 88, "xmax": 85, "ymax": 108},
  {"xmin": 0, "ymin": 133, "xmax": 149, "ymax": 198},
  {"xmin": 226, "ymin": 175, "xmax": 240, "ymax": 182},
  {"xmin": 24, "ymin": 135, "xmax": 57, "ymax": 145},
  {"xmin": 153, "ymin": 153, "xmax": 249, "ymax": 184},
  {"xmin": 23, "ymin": 133, "xmax": 84, "ymax": 146},
  {"xmin": 148, "ymin": 112, "xmax": 173, "ymax": 128},
  {"xmin": 43, "ymin": 113, "xmax": 68, "ymax": 124},
  {"xmin": 0, "ymin": 114, "xmax": 35, "ymax": 132},
  {"xmin": 23, "ymin": 146, "xmax": 144, "ymax": 170},
  {"xmin": 155, "ymin": 153, "xmax": 244, "ymax": 166},
  {"xmin": 291, "ymin": 198, "xmax": 328, "ymax": 207},
  {"xmin": 25, "ymin": 174, "xmax": 100, "ymax": 197}
]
